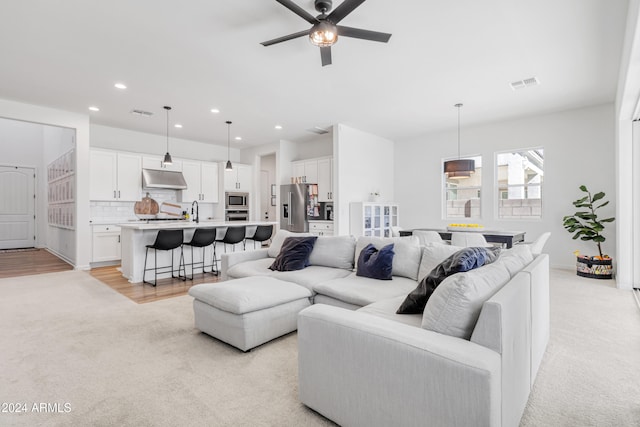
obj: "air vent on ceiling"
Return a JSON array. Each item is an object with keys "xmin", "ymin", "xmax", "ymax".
[
  {"xmin": 510, "ymin": 77, "xmax": 540, "ymax": 90},
  {"xmin": 130, "ymin": 109, "xmax": 154, "ymax": 117},
  {"xmin": 306, "ymin": 126, "xmax": 329, "ymax": 135}
]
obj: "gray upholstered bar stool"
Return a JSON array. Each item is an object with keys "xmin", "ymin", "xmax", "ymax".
[
  {"xmin": 183, "ymin": 228, "xmax": 217, "ymax": 280},
  {"xmin": 143, "ymin": 229, "xmax": 185, "ymax": 287}
]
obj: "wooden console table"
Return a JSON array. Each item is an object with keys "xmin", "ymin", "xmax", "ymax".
[{"xmin": 400, "ymin": 228, "xmax": 525, "ymax": 248}]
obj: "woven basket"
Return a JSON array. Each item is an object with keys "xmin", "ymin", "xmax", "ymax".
[{"xmin": 576, "ymin": 256, "xmax": 613, "ymax": 280}]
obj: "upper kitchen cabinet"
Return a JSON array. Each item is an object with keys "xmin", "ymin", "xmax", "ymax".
[
  {"xmin": 224, "ymin": 163, "xmax": 252, "ymax": 193},
  {"xmin": 180, "ymin": 160, "xmax": 219, "ymax": 203},
  {"xmin": 317, "ymin": 157, "xmax": 333, "ymax": 202},
  {"xmin": 291, "ymin": 159, "xmax": 318, "ymax": 184},
  {"xmin": 142, "ymin": 155, "xmax": 182, "ymax": 172},
  {"xmin": 90, "ymin": 149, "xmax": 141, "ymax": 201}
]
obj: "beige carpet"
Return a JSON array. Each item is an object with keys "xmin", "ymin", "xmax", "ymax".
[{"xmin": 0, "ymin": 269, "xmax": 638, "ymax": 426}]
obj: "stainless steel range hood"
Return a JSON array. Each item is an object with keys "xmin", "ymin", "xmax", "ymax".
[{"xmin": 142, "ymin": 169, "xmax": 188, "ymax": 190}]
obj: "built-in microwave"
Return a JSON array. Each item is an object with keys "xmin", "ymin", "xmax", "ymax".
[{"xmin": 225, "ymin": 192, "xmax": 249, "ymax": 210}]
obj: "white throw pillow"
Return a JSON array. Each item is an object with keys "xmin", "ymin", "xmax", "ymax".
[
  {"xmin": 417, "ymin": 243, "xmax": 465, "ymax": 282},
  {"xmin": 355, "ymin": 236, "xmax": 421, "ymax": 280},
  {"xmin": 421, "ymin": 262, "xmax": 511, "ymax": 340},
  {"xmin": 267, "ymin": 230, "xmax": 311, "ymax": 258},
  {"xmin": 308, "ymin": 235, "xmax": 356, "ymax": 270},
  {"xmin": 495, "ymin": 244, "xmax": 534, "ymax": 277}
]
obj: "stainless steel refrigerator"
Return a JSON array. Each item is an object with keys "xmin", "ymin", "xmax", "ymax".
[{"xmin": 280, "ymin": 184, "xmax": 321, "ymax": 232}]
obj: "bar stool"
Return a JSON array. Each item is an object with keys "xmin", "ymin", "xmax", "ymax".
[
  {"xmin": 245, "ymin": 225, "xmax": 273, "ymax": 249},
  {"xmin": 143, "ymin": 229, "xmax": 185, "ymax": 287},
  {"xmin": 183, "ymin": 228, "xmax": 217, "ymax": 280},
  {"xmin": 213, "ymin": 226, "xmax": 246, "ymax": 272}
]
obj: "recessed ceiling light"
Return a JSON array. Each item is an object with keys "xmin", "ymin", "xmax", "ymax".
[
  {"xmin": 174, "ymin": 124, "xmax": 183, "ymax": 128},
  {"xmin": 210, "ymin": 108, "xmax": 220, "ymax": 114},
  {"xmin": 275, "ymin": 125, "xmax": 283, "ymax": 130},
  {"xmin": 114, "ymin": 83, "xmax": 127, "ymax": 90},
  {"xmin": 235, "ymin": 136, "xmax": 242, "ymax": 141},
  {"xmin": 88, "ymin": 106, "xmax": 100, "ymax": 112}
]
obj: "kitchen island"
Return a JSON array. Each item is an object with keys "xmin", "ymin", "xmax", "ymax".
[{"xmin": 119, "ymin": 220, "xmax": 276, "ymax": 283}]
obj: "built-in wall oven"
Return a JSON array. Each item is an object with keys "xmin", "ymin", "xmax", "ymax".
[{"xmin": 225, "ymin": 211, "xmax": 249, "ymax": 222}]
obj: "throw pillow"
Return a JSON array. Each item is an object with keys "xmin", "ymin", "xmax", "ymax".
[
  {"xmin": 355, "ymin": 236, "xmax": 421, "ymax": 280},
  {"xmin": 356, "ymin": 243, "xmax": 395, "ymax": 280},
  {"xmin": 269, "ymin": 236, "xmax": 318, "ymax": 272},
  {"xmin": 397, "ymin": 246, "xmax": 501, "ymax": 314}
]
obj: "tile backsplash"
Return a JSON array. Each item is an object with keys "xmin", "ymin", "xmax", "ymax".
[{"xmin": 90, "ymin": 189, "xmax": 217, "ymax": 224}]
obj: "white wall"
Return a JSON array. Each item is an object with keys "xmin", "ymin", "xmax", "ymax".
[
  {"xmin": 293, "ymin": 132, "xmax": 333, "ymax": 160},
  {"xmin": 43, "ymin": 125, "xmax": 76, "ymax": 263},
  {"xmin": 0, "ymin": 98, "xmax": 90, "ymax": 269},
  {"xmin": 335, "ymin": 124, "xmax": 395, "ymax": 235},
  {"xmin": 395, "ymin": 104, "xmax": 616, "ymax": 269},
  {"xmin": 90, "ymin": 124, "xmax": 239, "ymax": 163},
  {"xmin": 0, "ymin": 118, "xmax": 46, "ymax": 247}
]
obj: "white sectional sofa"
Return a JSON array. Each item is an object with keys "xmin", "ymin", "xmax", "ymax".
[{"xmin": 217, "ymin": 230, "xmax": 549, "ymax": 427}]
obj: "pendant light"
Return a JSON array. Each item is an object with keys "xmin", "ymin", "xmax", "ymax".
[
  {"xmin": 225, "ymin": 120, "xmax": 233, "ymax": 171},
  {"xmin": 443, "ymin": 103, "xmax": 475, "ymax": 179},
  {"xmin": 163, "ymin": 106, "xmax": 173, "ymax": 166}
]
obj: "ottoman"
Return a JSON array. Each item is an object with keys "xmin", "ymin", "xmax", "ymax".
[{"xmin": 188, "ymin": 276, "xmax": 312, "ymax": 351}]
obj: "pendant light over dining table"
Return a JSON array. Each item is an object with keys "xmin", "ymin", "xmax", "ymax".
[
  {"xmin": 162, "ymin": 106, "xmax": 173, "ymax": 166},
  {"xmin": 444, "ymin": 103, "xmax": 475, "ymax": 179},
  {"xmin": 225, "ymin": 120, "xmax": 233, "ymax": 171}
]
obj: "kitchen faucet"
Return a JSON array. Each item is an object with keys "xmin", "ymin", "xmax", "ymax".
[{"xmin": 191, "ymin": 200, "xmax": 199, "ymax": 223}]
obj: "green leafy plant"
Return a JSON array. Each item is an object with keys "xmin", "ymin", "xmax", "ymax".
[{"xmin": 562, "ymin": 185, "xmax": 615, "ymax": 259}]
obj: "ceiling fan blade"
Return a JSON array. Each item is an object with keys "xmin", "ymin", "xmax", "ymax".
[
  {"xmin": 320, "ymin": 46, "xmax": 332, "ymax": 66},
  {"xmin": 327, "ymin": 0, "xmax": 366, "ymax": 24},
  {"xmin": 261, "ymin": 29, "xmax": 310, "ymax": 47},
  {"xmin": 337, "ymin": 25, "xmax": 392, "ymax": 43},
  {"xmin": 275, "ymin": 0, "xmax": 319, "ymax": 25}
]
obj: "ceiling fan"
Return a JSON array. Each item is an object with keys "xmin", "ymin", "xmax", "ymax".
[{"xmin": 261, "ymin": 0, "xmax": 392, "ymax": 66}]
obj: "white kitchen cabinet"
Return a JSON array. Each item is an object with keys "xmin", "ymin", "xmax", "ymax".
[
  {"xmin": 317, "ymin": 157, "xmax": 333, "ymax": 202},
  {"xmin": 224, "ymin": 163, "xmax": 252, "ymax": 193},
  {"xmin": 92, "ymin": 225, "xmax": 121, "ymax": 262},
  {"xmin": 350, "ymin": 202, "xmax": 399, "ymax": 238},
  {"xmin": 291, "ymin": 160, "xmax": 319, "ymax": 184},
  {"xmin": 90, "ymin": 149, "xmax": 141, "ymax": 201},
  {"xmin": 142, "ymin": 155, "xmax": 182, "ymax": 172},
  {"xmin": 309, "ymin": 221, "xmax": 334, "ymax": 236},
  {"xmin": 180, "ymin": 160, "xmax": 219, "ymax": 203}
]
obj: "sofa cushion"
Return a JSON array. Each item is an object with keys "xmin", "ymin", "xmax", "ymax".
[
  {"xmin": 314, "ymin": 272, "xmax": 418, "ymax": 307},
  {"xmin": 226, "ymin": 258, "xmax": 275, "ymax": 279},
  {"xmin": 356, "ymin": 243, "xmax": 394, "ymax": 280},
  {"xmin": 308, "ymin": 235, "xmax": 356, "ymax": 270},
  {"xmin": 397, "ymin": 246, "xmax": 501, "ymax": 314},
  {"xmin": 421, "ymin": 261, "xmax": 511, "ymax": 340},
  {"xmin": 355, "ymin": 236, "xmax": 421, "ymax": 280},
  {"xmin": 267, "ymin": 230, "xmax": 312, "ymax": 258},
  {"xmin": 357, "ymin": 296, "xmax": 422, "ymax": 327},
  {"xmin": 418, "ymin": 243, "xmax": 465, "ymax": 282},
  {"xmin": 270, "ymin": 236, "xmax": 318, "ymax": 271},
  {"xmin": 495, "ymin": 244, "xmax": 534, "ymax": 277},
  {"xmin": 272, "ymin": 266, "xmax": 352, "ymax": 292}
]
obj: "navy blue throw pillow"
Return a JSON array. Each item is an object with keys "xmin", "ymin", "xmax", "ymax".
[
  {"xmin": 396, "ymin": 246, "xmax": 501, "ymax": 314},
  {"xmin": 356, "ymin": 243, "xmax": 395, "ymax": 280},
  {"xmin": 269, "ymin": 236, "xmax": 318, "ymax": 272}
]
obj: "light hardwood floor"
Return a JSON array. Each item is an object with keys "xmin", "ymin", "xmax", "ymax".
[
  {"xmin": 89, "ymin": 265, "xmax": 220, "ymax": 304},
  {"xmin": 0, "ymin": 248, "xmax": 73, "ymax": 279}
]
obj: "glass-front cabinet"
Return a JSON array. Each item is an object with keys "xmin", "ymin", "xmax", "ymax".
[{"xmin": 350, "ymin": 202, "xmax": 399, "ymax": 238}]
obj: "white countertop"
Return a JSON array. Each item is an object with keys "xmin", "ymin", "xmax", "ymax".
[
  {"xmin": 118, "ymin": 220, "xmax": 276, "ymax": 230},
  {"xmin": 308, "ymin": 220, "xmax": 334, "ymax": 223}
]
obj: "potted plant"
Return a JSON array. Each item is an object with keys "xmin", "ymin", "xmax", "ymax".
[{"xmin": 562, "ymin": 185, "xmax": 615, "ymax": 279}]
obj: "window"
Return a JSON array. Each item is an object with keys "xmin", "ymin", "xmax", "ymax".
[
  {"xmin": 444, "ymin": 155, "xmax": 482, "ymax": 219},
  {"xmin": 496, "ymin": 148, "xmax": 543, "ymax": 219}
]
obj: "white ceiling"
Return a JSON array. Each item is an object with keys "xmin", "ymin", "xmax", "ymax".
[{"xmin": 0, "ymin": 0, "xmax": 630, "ymax": 147}]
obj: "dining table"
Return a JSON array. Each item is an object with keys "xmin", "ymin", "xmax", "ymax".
[{"xmin": 399, "ymin": 228, "xmax": 526, "ymax": 248}]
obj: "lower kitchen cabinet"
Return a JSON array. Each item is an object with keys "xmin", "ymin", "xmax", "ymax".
[
  {"xmin": 309, "ymin": 221, "xmax": 334, "ymax": 236},
  {"xmin": 92, "ymin": 225, "xmax": 121, "ymax": 262}
]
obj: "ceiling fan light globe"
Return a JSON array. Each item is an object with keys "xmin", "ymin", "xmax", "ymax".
[{"xmin": 309, "ymin": 21, "xmax": 338, "ymax": 47}]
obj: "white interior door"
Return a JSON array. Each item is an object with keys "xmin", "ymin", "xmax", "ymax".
[{"xmin": 0, "ymin": 166, "xmax": 35, "ymax": 249}]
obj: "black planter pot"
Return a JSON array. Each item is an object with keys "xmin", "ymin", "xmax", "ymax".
[{"xmin": 576, "ymin": 256, "xmax": 613, "ymax": 280}]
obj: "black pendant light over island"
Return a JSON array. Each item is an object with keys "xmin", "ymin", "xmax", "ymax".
[
  {"xmin": 163, "ymin": 106, "xmax": 173, "ymax": 166},
  {"xmin": 225, "ymin": 120, "xmax": 233, "ymax": 171}
]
